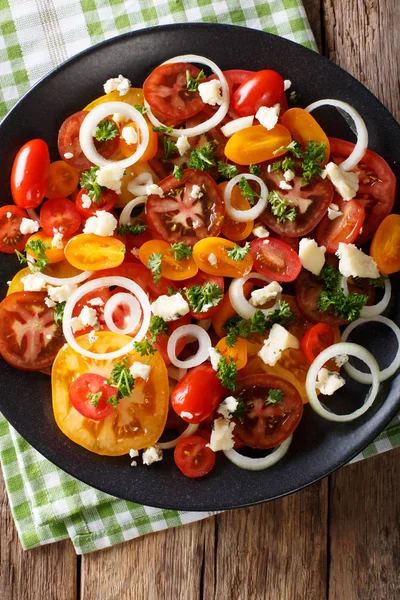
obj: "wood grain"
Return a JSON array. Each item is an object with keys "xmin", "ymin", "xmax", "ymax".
[
  {"xmin": 0, "ymin": 471, "xmax": 77, "ymax": 600},
  {"xmin": 303, "ymin": 0, "xmax": 323, "ymax": 50}
]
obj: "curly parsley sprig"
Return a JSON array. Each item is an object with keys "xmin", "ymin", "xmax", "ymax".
[
  {"xmin": 106, "ymin": 357, "xmax": 135, "ymax": 408},
  {"xmin": 268, "ymin": 191, "xmax": 297, "ymax": 223},
  {"xmin": 187, "ymin": 141, "xmax": 216, "ymax": 171},
  {"xmin": 95, "ymin": 119, "xmax": 119, "ymax": 142},
  {"xmin": 227, "ymin": 242, "xmax": 250, "ymax": 261},
  {"xmin": 185, "ymin": 282, "xmax": 223, "ymax": 313},
  {"xmin": 16, "ymin": 239, "xmax": 50, "ymax": 272},
  {"xmin": 317, "ymin": 264, "xmax": 367, "ymax": 322},
  {"xmin": 79, "ymin": 167, "xmax": 105, "ymax": 203},
  {"xmin": 224, "ymin": 301, "xmax": 295, "ymax": 347}
]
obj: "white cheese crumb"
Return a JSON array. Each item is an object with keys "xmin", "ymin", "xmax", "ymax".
[
  {"xmin": 198, "ymin": 79, "xmax": 223, "ymax": 106},
  {"xmin": 267, "ymin": 164, "xmax": 272, "ymax": 173},
  {"xmin": 208, "ymin": 252, "xmax": 218, "ymax": 266},
  {"xmin": 45, "ymin": 297, "xmax": 56, "ymax": 308},
  {"xmin": 180, "ymin": 411, "xmax": 194, "ymax": 420},
  {"xmin": 217, "ymin": 396, "xmax": 238, "ymax": 420},
  {"xmin": 256, "ymin": 104, "xmax": 280, "ymax": 130},
  {"xmin": 327, "ymin": 203, "xmax": 343, "ymax": 220},
  {"xmin": 121, "ymin": 125, "xmax": 138, "ymax": 145},
  {"xmin": 284, "ymin": 79, "xmax": 292, "ymax": 91},
  {"xmin": 316, "ymin": 368, "xmax": 346, "ymax": 395},
  {"xmin": 64, "ymin": 152, "xmax": 74, "ymax": 159},
  {"xmin": 129, "ymin": 448, "xmax": 139, "ymax": 458},
  {"xmin": 130, "ymin": 247, "xmax": 140, "ymax": 258},
  {"xmin": 51, "ymin": 232, "xmax": 64, "ymax": 249},
  {"xmin": 103, "ymin": 74, "xmax": 131, "ymax": 96},
  {"xmin": 249, "ymin": 281, "xmax": 282, "ymax": 307},
  {"xmin": 146, "ymin": 184, "xmax": 164, "ymax": 197},
  {"xmin": 81, "ymin": 193, "xmax": 92, "ymax": 209},
  {"xmin": 290, "ymin": 197, "xmax": 313, "ymax": 215},
  {"xmin": 252, "ymin": 225, "xmax": 270, "ymax": 238},
  {"xmin": 299, "ymin": 238, "xmax": 326, "ymax": 276},
  {"xmin": 176, "ymin": 135, "xmax": 191, "ymax": 156},
  {"xmin": 142, "ymin": 445, "xmax": 163, "ymax": 466},
  {"xmin": 283, "ymin": 169, "xmax": 295, "ymax": 182},
  {"xmin": 95, "ymin": 164, "xmax": 125, "ymax": 194},
  {"xmin": 87, "ymin": 297, "xmax": 104, "ymax": 307},
  {"xmin": 258, "ymin": 324, "xmax": 299, "ymax": 367},
  {"xmin": 47, "ymin": 284, "xmax": 78, "ymax": 304},
  {"xmin": 207, "ymin": 417, "xmax": 235, "ymax": 452},
  {"xmin": 46, "ymin": 333, "xmax": 52, "ymax": 340},
  {"xmin": 88, "ymin": 330, "xmax": 98, "ymax": 344},
  {"xmin": 83, "ymin": 210, "xmax": 118, "ymax": 236},
  {"xmin": 323, "ymin": 162, "xmax": 359, "ymax": 200},
  {"xmin": 19, "ymin": 218, "xmax": 39, "ymax": 235},
  {"xmin": 6, "ymin": 211, "xmax": 12, "ymax": 218},
  {"xmin": 190, "ymin": 184, "xmax": 203, "ymax": 199},
  {"xmin": 335, "ymin": 354, "xmax": 349, "ymax": 368},
  {"xmin": 21, "ymin": 274, "xmax": 47, "ymax": 292},
  {"xmin": 113, "ymin": 112, "xmax": 129, "ymax": 124},
  {"xmin": 279, "ymin": 180, "xmax": 293, "ymax": 190},
  {"xmin": 208, "ymin": 347, "xmax": 222, "ymax": 371},
  {"xmin": 129, "ymin": 361, "xmax": 151, "ymax": 381},
  {"xmin": 150, "ymin": 293, "xmax": 189, "ymax": 322},
  {"xmin": 336, "ymin": 243, "xmax": 380, "ymax": 279}
]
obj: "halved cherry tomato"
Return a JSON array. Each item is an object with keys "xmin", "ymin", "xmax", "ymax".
[
  {"xmin": 0, "ymin": 291, "xmax": 64, "ymax": 370},
  {"xmin": 45, "ymin": 161, "xmax": 79, "ymax": 198},
  {"xmin": 75, "ymin": 188, "xmax": 118, "ymax": 218},
  {"xmin": 231, "ymin": 70, "xmax": 284, "ymax": 117},
  {"xmin": 64, "ymin": 233, "xmax": 125, "ymax": 270},
  {"xmin": 250, "ymin": 237, "xmax": 301, "ymax": 282},
  {"xmin": 40, "ymin": 197, "xmax": 81, "ymax": 237},
  {"xmin": 27, "ymin": 231, "xmax": 65, "ymax": 264},
  {"xmin": 316, "ymin": 197, "xmax": 365, "ymax": 254},
  {"xmin": 280, "ymin": 108, "xmax": 330, "ymax": 161},
  {"xmin": 0, "ymin": 205, "xmax": 30, "ymax": 254},
  {"xmin": 143, "ymin": 62, "xmax": 205, "ymax": 121},
  {"xmin": 52, "ymin": 332, "xmax": 169, "ymax": 455},
  {"xmin": 174, "ymin": 435, "xmax": 216, "ymax": 478},
  {"xmin": 138, "ymin": 239, "xmax": 198, "ymax": 281},
  {"xmin": 11, "ymin": 139, "xmax": 50, "ymax": 209},
  {"xmin": 370, "ymin": 214, "xmax": 400, "ymax": 274},
  {"xmin": 171, "ymin": 363, "xmax": 225, "ymax": 423},
  {"xmin": 224, "ymin": 124, "xmax": 292, "ymax": 165},
  {"xmin": 193, "ymin": 237, "xmax": 253, "ymax": 278},
  {"xmin": 69, "ymin": 373, "xmax": 116, "ymax": 421},
  {"xmin": 212, "ymin": 281, "xmax": 254, "ymax": 338},
  {"xmin": 182, "ymin": 270, "xmax": 224, "ymax": 320},
  {"xmin": 146, "ymin": 169, "xmax": 224, "ymax": 245},
  {"xmin": 329, "ymin": 138, "xmax": 396, "ymax": 245},
  {"xmin": 119, "ymin": 121, "xmax": 158, "ymax": 162},
  {"xmin": 216, "ymin": 336, "xmax": 247, "ymax": 370},
  {"xmin": 233, "ymin": 374, "xmax": 303, "ymax": 449},
  {"xmin": 219, "ymin": 181, "xmax": 254, "ymax": 241},
  {"xmin": 300, "ymin": 323, "xmax": 335, "ymax": 363}
]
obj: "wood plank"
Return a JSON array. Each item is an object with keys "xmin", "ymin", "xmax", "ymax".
[
  {"xmin": 0, "ymin": 471, "xmax": 77, "ymax": 600},
  {"xmin": 81, "ymin": 517, "xmax": 215, "ymax": 600},
  {"xmin": 303, "ymin": 0, "xmax": 323, "ymax": 50},
  {"xmin": 329, "ymin": 449, "xmax": 400, "ymax": 600}
]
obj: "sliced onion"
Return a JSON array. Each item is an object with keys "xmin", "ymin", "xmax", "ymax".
[
  {"xmin": 342, "ymin": 316, "xmax": 400, "ymax": 383},
  {"xmin": 144, "ymin": 54, "xmax": 229, "ymax": 138},
  {"xmin": 36, "ymin": 269, "xmax": 93, "ymax": 287},
  {"xmin": 26, "ymin": 208, "xmax": 40, "ymax": 222},
  {"xmin": 127, "ymin": 173, "xmax": 153, "ymax": 196},
  {"xmin": 229, "ymin": 272, "xmax": 281, "ymax": 320},
  {"xmin": 79, "ymin": 102, "xmax": 149, "ymax": 168},
  {"xmin": 221, "ymin": 116, "xmax": 254, "ymax": 137},
  {"xmin": 224, "ymin": 435, "xmax": 292, "ymax": 470},
  {"xmin": 306, "ymin": 342, "xmax": 380, "ymax": 422},
  {"xmin": 119, "ymin": 195, "xmax": 147, "ymax": 226},
  {"xmin": 360, "ymin": 279, "xmax": 391, "ymax": 318},
  {"xmin": 103, "ymin": 292, "xmax": 141, "ymax": 335},
  {"xmin": 305, "ymin": 99, "xmax": 368, "ymax": 171},
  {"xmin": 158, "ymin": 424, "xmax": 199, "ymax": 450},
  {"xmin": 167, "ymin": 324, "xmax": 211, "ymax": 369},
  {"xmin": 223, "ymin": 174, "xmax": 268, "ymax": 222},
  {"xmin": 63, "ymin": 276, "xmax": 151, "ymax": 360}
]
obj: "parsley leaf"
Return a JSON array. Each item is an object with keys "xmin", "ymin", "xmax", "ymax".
[
  {"xmin": 79, "ymin": 167, "xmax": 104, "ymax": 203},
  {"xmin": 301, "ymin": 141, "xmax": 326, "ymax": 185},
  {"xmin": 170, "ymin": 242, "xmax": 193, "ymax": 260},
  {"xmin": 217, "ymin": 356, "xmax": 237, "ymax": 390},
  {"xmin": 185, "ymin": 282, "xmax": 223, "ymax": 313},
  {"xmin": 95, "ymin": 119, "xmax": 119, "ymax": 142},
  {"xmin": 187, "ymin": 141, "xmax": 216, "ymax": 171},
  {"xmin": 106, "ymin": 357, "xmax": 134, "ymax": 408},
  {"xmin": 227, "ymin": 242, "xmax": 250, "ymax": 261},
  {"xmin": 230, "ymin": 398, "xmax": 246, "ymax": 418},
  {"xmin": 265, "ymin": 388, "xmax": 284, "ymax": 406},
  {"xmin": 224, "ymin": 316, "xmax": 251, "ymax": 348},
  {"xmin": 369, "ymin": 275, "xmax": 387, "ymax": 288},
  {"xmin": 317, "ymin": 264, "xmax": 368, "ymax": 321},
  {"xmin": 117, "ymin": 220, "xmax": 147, "ymax": 236},
  {"xmin": 133, "ymin": 339, "xmax": 156, "ymax": 356},
  {"xmin": 88, "ymin": 391, "xmax": 102, "ymax": 407},
  {"xmin": 268, "ymin": 190, "xmax": 297, "ymax": 223},
  {"xmin": 249, "ymin": 164, "xmax": 261, "ymax": 176},
  {"xmin": 147, "ymin": 252, "xmax": 163, "ymax": 283},
  {"xmin": 186, "ymin": 69, "xmax": 206, "ymax": 92},
  {"xmin": 16, "ymin": 239, "xmax": 50, "ymax": 272},
  {"xmin": 163, "ymin": 136, "xmax": 177, "ymax": 159},
  {"xmin": 266, "ymin": 301, "xmax": 296, "ymax": 329},
  {"xmin": 134, "ymin": 104, "xmax": 147, "ymax": 114},
  {"xmin": 154, "ymin": 125, "xmax": 174, "ymax": 134},
  {"xmin": 217, "ymin": 161, "xmax": 240, "ymax": 179},
  {"xmin": 238, "ymin": 177, "xmax": 260, "ymax": 206},
  {"xmin": 224, "ymin": 302, "xmax": 295, "ymax": 347},
  {"xmin": 289, "ymin": 91, "xmax": 302, "ymax": 106},
  {"xmin": 173, "ymin": 165, "xmax": 184, "ymax": 180},
  {"xmin": 53, "ymin": 301, "xmax": 66, "ymax": 326},
  {"xmin": 148, "ymin": 315, "xmax": 168, "ymax": 343},
  {"xmin": 274, "ymin": 140, "xmax": 303, "ymax": 159}
]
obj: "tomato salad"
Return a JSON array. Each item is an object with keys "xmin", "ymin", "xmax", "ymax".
[{"xmin": 1, "ymin": 55, "xmax": 399, "ymax": 478}]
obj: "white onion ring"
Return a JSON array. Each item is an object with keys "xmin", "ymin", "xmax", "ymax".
[
  {"xmin": 305, "ymin": 99, "xmax": 368, "ymax": 171},
  {"xmin": 223, "ymin": 174, "xmax": 268, "ymax": 222},
  {"xmin": 36, "ymin": 269, "xmax": 93, "ymax": 287},
  {"xmin": 26, "ymin": 208, "xmax": 40, "ymax": 222},
  {"xmin": 306, "ymin": 342, "xmax": 380, "ymax": 422},
  {"xmin": 167, "ymin": 324, "xmax": 211, "ymax": 369},
  {"xmin": 63, "ymin": 276, "xmax": 151, "ymax": 360},
  {"xmin": 103, "ymin": 292, "xmax": 141, "ymax": 335},
  {"xmin": 119, "ymin": 195, "xmax": 147, "ymax": 226},
  {"xmin": 144, "ymin": 54, "xmax": 229, "ymax": 138},
  {"xmin": 158, "ymin": 424, "xmax": 199, "ymax": 450},
  {"xmin": 127, "ymin": 173, "xmax": 153, "ymax": 196},
  {"xmin": 221, "ymin": 116, "xmax": 254, "ymax": 137},
  {"xmin": 224, "ymin": 435, "xmax": 292, "ymax": 470},
  {"xmin": 341, "ymin": 276, "xmax": 391, "ymax": 318},
  {"xmin": 79, "ymin": 102, "xmax": 149, "ymax": 168},
  {"xmin": 342, "ymin": 316, "xmax": 400, "ymax": 383},
  {"xmin": 229, "ymin": 272, "xmax": 281, "ymax": 320}
]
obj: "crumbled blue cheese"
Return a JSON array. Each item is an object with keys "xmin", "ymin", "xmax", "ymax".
[
  {"xmin": 207, "ymin": 417, "xmax": 235, "ymax": 452},
  {"xmin": 69, "ymin": 306, "xmax": 98, "ymax": 332},
  {"xmin": 51, "ymin": 232, "xmax": 64, "ymax": 249},
  {"xmin": 190, "ymin": 184, "xmax": 203, "ymax": 199},
  {"xmin": 208, "ymin": 347, "xmax": 222, "ymax": 371},
  {"xmin": 198, "ymin": 80, "xmax": 222, "ymax": 106},
  {"xmin": 250, "ymin": 281, "xmax": 282, "ymax": 307},
  {"xmin": 121, "ymin": 125, "xmax": 138, "ymax": 145},
  {"xmin": 283, "ymin": 169, "xmax": 295, "ymax": 182},
  {"xmin": 217, "ymin": 396, "xmax": 238, "ymax": 419},
  {"xmin": 256, "ymin": 104, "xmax": 280, "ymax": 130},
  {"xmin": 176, "ymin": 135, "xmax": 191, "ymax": 156},
  {"xmin": 129, "ymin": 448, "xmax": 139, "ymax": 467},
  {"xmin": 146, "ymin": 184, "xmax": 164, "ymax": 197},
  {"xmin": 316, "ymin": 368, "xmax": 346, "ymax": 395},
  {"xmin": 336, "ymin": 242, "xmax": 380, "ymax": 279},
  {"xmin": 21, "ymin": 273, "xmax": 47, "ymax": 292},
  {"xmin": 279, "ymin": 180, "xmax": 293, "ymax": 190},
  {"xmin": 299, "ymin": 238, "xmax": 326, "ymax": 276},
  {"xmin": 87, "ymin": 297, "xmax": 104, "ymax": 307},
  {"xmin": 103, "ymin": 74, "xmax": 131, "ymax": 96},
  {"xmin": 95, "ymin": 164, "xmax": 125, "ymax": 194},
  {"xmin": 252, "ymin": 225, "xmax": 270, "ymax": 238},
  {"xmin": 150, "ymin": 293, "xmax": 189, "ymax": 321},
  {"xmin": 258, "ymin": 324, "xmax": 299, "ymax": 366},
  {"xmin": 335, "ymin": 354, "xmax": 349, "ymax": 368},
  {"xmin": 47, "ymin": 284, "xmax": 78, "ymax": 304},
  {"xmin": 129, "ymin": 361, "xmax": 151, "ymax": 381},
  {"xmin": 208, "ymin": 252, "xmax": 218, "ymax": 266},
  {"xmin": 83, "ymin": 210, "xmax": 118, "ymax": 236},
  {"xmin": 81, "ymin": 193, "xmax": 92, "ymax": 209},
  {"xmin": 19, "ymin": 218, "xmax": 39, "ymax": 235},
  {"xmin": 88, "ymin": 330, "xmax": 98, "ymax": 344},
  {"xmin": 142, "ymin": 445, "xmax": 163, "ymax": 466},
  {"xmin": 327, "ymin": 202, "xmax": 343, "ymax": 220},
  {"xmin": 323, "ymin": 162, "xmax": 359, "ymax": 200}
]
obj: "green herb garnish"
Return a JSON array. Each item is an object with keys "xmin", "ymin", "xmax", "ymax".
[
  {"xmin": 88, "ymin": 392, "xmax": 102, "ymax": 407},
  {"xmin": 317, "ymin": 264, "xmax": 368, "ymax": 322},
  {"xmin": 249, "ymin": 164, "xmax": 261, "ymax": 176},
  {"xmin": 95, "ymin": 119, "xmax": 119, "ymax": 142},
  {"xmin": 79, "ymin": 167, "xmax": 104, "ymax": 203},
  {"xmin": 217, "ymin": 161, "xmax": 240, "ymax": 179},
  {"xmin": 186, "ymin": 69, "xmax": 206, "ymax": 92},
  {"xmin": 53, "ymin": 301, "xmax": 66, "ymax": 326},
  {"xmin": 227, "ymin": 242, "xmax": 250, "ymax": 261},
  {"xmin": 106, "ymin": 357, "xmax": 135, "ymax": 408},
  {"xmin": 170, "ymin": 242, "xmax": 193, "ymax": 260},
  {"xmin": 217, "ymin": 356, "xmax": 237, "ymax": 390},
  {"xmin": 173, "ymin": 165, "xmax": 184, "ymax": 180},
  {"xmin": 187, "ymin": 141, "xmax": 216, "ymax": 171},
  {"xmin": 238, "ymin": 176, "xmax": 260, "ymax": 206},
  {"xmin": 147, "ymin": 252, "xmax": 163, "ymax": 283},
  {"xmin": 185, "ymin": 282, "xmax": 223, "ymax": 313},
  {"xmin": 268, "ymin": 190, "xmax": 297, "ymax": 223},
  {"xmin": 265, "ymin": 388, "xmax": 284, "ymax": 406},
  {"xmin": 117, "ymin": 220, "xmax": 147, "ymax": 236}
]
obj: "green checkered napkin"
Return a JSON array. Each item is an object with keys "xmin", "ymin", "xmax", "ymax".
[{"xmin": 0, "ymin": 0, "xmax": 399, "ymax": 555}]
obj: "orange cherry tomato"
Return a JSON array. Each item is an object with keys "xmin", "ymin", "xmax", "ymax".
[
  {"xmin": 219, "ymin": 181, "xmax": 254, "ymax": 241},
  {"xmin": 45, "ymin": 160, "xmax": 80, "ymax": 199},
  {"xmin": 216, "ymin": 336, "xmax": 248, "ymax": 370},
  {"xmin": 27, "ymin": 231, "xmax": 65, "ymax": 264},
  {"xmin": 119, "ymin": 121, "xmax": 158, "ymax": 162},
  {"xmin": 138, "ymin": 239, "xmax": 198, "ymax": 281},
  {"xmin": 280, "ymin": 108, "xmax": 330, "ymax": 161},
  {"xmin": 370, "ymin": 214, "xmax": 400, "ymax": 274},
  {"xmin": 64, "ymin": 233, "xmax": 125, "ymax": 271},
  {"xmin": 83, "ymin": 88, "xmax": 144, "ymax": 112},
  {"xmin": 193, "ymin": 237, "xmax": 253, "ymax": 278},
  {"xmin": 212, "ymin": 281, "xmax": 254, "ymax": 338},
  {"xmin": 224, "ymin": 124, "xmax": 292, "ymax": 165}
]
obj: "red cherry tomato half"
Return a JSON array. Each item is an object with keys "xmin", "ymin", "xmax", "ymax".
[
  {"xmin": 0, "ymin": 205, "xmax": 30, "ymax": 254},
  {"xmin": 316, "ymin": 197, "xmax": 365, "ymax": 254},
  {"xmin": 232, "ymin": 70, "xmax": 285, "ymax": 117},
  {"xmin": 11, "ymin": 139, "xmax": 50, "ymax": 209},
  {"xmin": 40, "ymin": 197, "xmax": 82, "ymax": 237},
  {"xmin": 69, "ymin": 373, "xmax": 117, "ymax": 421},
  {"xmin": 250, "ymin": 237, "xmax": 302, "ymax": 282},
  {"xmin": 174, "ymin": 435, "xmax": 216, "ymax": 478},
  {"xmin": 75, "ymin": 188, "xmax": 118, "ymax": 218},
  {"xmin": 171, "ymin": 364, "xmax": 226, "ymax": 423},
  {"xmin": 300, "ymin": 323, "xmax": 335, "ymax": 363},
  {"xmin": 183, "ymin": 270, "xmax": 224, "ymax": 320}
]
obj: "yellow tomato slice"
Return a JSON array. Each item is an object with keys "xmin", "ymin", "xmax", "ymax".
[
  {"xmin": 219, "ymin": 181, "xmax": 254, "ymax": 241},
  {"xmin": 216, "ymin": 336, "xmax": 248, "ymax": 370},
  {"xmin": 83, "ymin": 88, "xmax": 144, "ymax": 111},
  {"xmin": 52, "ymin": 332, "xmax": 169, "ymax": 455},
  {"xmin": 370, "ymin": 214, "xmax": 400, "ymax": 274},
  {"xmin": 64, "ymin": 234, "xmax": 125, "ymax": 271},
  {"xmin": 280, "ymin": 108, "xmax": 330, "ymax": 161},
  {"xmin": 138, "ymin": 239, "xmax": 198, "ymax": 281},
  {"xmin": 7, "ymin": 267, "xmax": 31, "ymax": 295},
  {"xmin": 27, "ymin": 232, "xmax": 65, "ymax": 264},
  {"xmin": 8, "ymin": 261, "xmax": 85, "ymax": 295},
  {"xmin": 224, "ymin": 124, "xmax": 292, "ymax": 165},
  {"xmin": 193, "ymin": 237, "xmax": 253, "ymax": 278}
]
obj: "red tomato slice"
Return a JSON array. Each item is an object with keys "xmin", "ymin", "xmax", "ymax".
[
  {"xmin": 315, "ymin": 196, "xmax": 365, "ymax": 254},
  {"xmin": 0, "ymin": 291, "xmax": 64, "ymax": 370},
  {"xmin": 72, "ymin": 287, "xmax": 112, "ymax": 337},
  {"xmin": 11, "ymin": 139, "xmax": 50, "ymax": 209},
  {"xmin": 69, "ymin": 373, "xmax": 117, "ymax": 421},
  {"xmin": 174, "ymin": 435, "xmax": 216, "ymax": 478},
  {"xmin": 233, "ymin": 374, "xmax": 303, "ymax": 449},
  {"xmin": 143, "ymin": 62, "xmax": 205, "ymax": 121},
  {"xmin": 329, "ymin": 138, "xmax": 396, "ymax": 245},
  {"xmin": 75, "ymin": 188, "xmax": 118, "ymax": 218},
  {"xmin": 40, "ymin": 197, "xmax": 81, "ymax": 237},
  {"xmin": 232, "ymin": 70, "xmax": 285, "ymax": 117},
  {"xmin": 146, "ymin": 168, "xmax": 225, "ymax": 245},
  {"xmin": 0, "ymin": 205, "xmax": 30, "ymax": 254},
  {"xmin": 300, "ymin": 323, "xmax": 335, "ymax": 363},
  {"xmin": 250, "ymin": 237, "xmax": 301, "ymax": 282},
  {"xmin": 183, "ymin": 270, "xmax": 224, "ymax": 320},
  {"xmin": 171, "ymin": 364, "xmax": 226, "ymax": 423}
]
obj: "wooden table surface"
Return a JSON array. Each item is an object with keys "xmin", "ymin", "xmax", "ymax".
[{"xmin": 1, "ymin": 1, "xmax": 400, "ymax": 598}]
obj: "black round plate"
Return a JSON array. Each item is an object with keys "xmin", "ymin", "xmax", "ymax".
[{"xmin": 0, "ymin": 24, "xmax": 399, "ymax": 511}]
